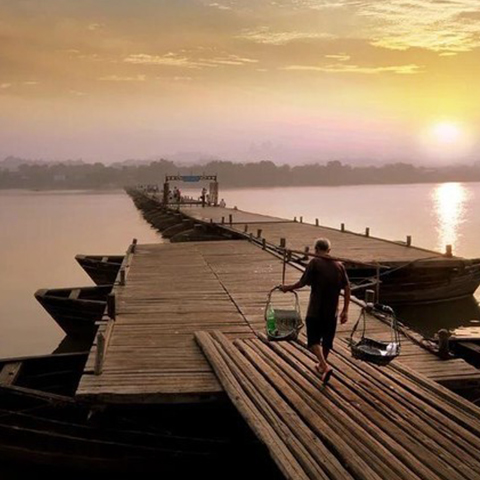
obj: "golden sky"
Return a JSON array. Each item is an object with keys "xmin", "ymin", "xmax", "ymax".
[{"xmin": 1, "ymin": 0, "xmax": 480, "ymax": 163}]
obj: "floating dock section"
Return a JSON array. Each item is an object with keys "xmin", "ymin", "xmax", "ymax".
[{"xmin": 77, "ymin": 240, "xmax": 480, "ymax": 402}]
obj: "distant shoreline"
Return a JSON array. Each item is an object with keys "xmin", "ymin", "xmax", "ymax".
[
  {"xmin": 2, "ymin": 180, "xmax": 480, "ymax": 193},
  {"xmin": 3, "ymin": 159, "xmax": 480, "ymax": 190}
]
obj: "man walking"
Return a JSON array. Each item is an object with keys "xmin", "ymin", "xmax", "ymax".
[{"xmin": 280, "ymin": 238, "xmax": 350, "ymax": 384}]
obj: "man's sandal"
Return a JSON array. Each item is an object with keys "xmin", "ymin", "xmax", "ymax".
[{"xmin": 322, "ymin": 368, "xmax": 333, "ymax": 385}]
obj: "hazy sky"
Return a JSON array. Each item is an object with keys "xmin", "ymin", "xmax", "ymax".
[{"xmin": 1, "ymin": 0, "xmax": 480, "ymax": 164}]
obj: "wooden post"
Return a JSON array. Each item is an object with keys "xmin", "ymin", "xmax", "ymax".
[
  {"xmin": 406, "ymin": 235, "xmax": 412, "ymax": 247},
  {"xmin": 315, "ymin": 218, "xmax": 319, "ymax": 226},
  {"xmin": 244, "ymin": 224, "xmax": 248, "ymax": 233},
  {"xmin": 119, "ymin": 268, "xmax": 126, "ymax": 286},
  {"xmin": 341, "ymin": 223, "xmax": 345, "ymax": 232},
  {"xmin": 446, "ymin": 245, "xmax": 453, "ymax": 257},
  {"xmin": 221, "ymin": 216, "xmax": 225, "ymax": 225},
  {"xmin": 210, "ymin": 218, "xmax": 213, "ymax": 224},
  {"xmin": 280, "ymin": 238, "xmax": 286, "ymax": 249},
  {"xmin": 365, "ymin": 227, "xmax": 370, "ymax": 237},
  {"xmin": 257, "ymin": 229, "xmax": 262, "ymax": 238},
  {"xmin": 262, "ymin": 238, "xmax": 266, "ymax": 250},
  {"xmin": 294, "ymin": 216, "xmax": 297, "ymax": 222},
  {"xmin": 131, "ymin": 238, "xmax": 137, "ymax": 253},
  {"xmin": 94, "ymin": 333, "xmax": 105, "ymax": 376},
  {"xmin": 365, "ymin": 289, "xmax": 375, "ymax": 304},
  {"xmin": 438, "ymin": 329, "xmax": 451, "ymax": 360},
  {"xmin": 107, "ymin": 293, "xmax": 115, "ymax": 320},
  {"xmin": 300, "ymin": 216, "xmax": 303, "ymax": 223},
  {"xmin": 229, "ymin": 214, "xmax": 233, "ymax": 225}
]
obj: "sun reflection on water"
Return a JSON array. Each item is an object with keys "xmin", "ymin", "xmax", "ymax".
[{"xmin": 433, "ymin": 183, "xmax": 468, "ymax": 254}]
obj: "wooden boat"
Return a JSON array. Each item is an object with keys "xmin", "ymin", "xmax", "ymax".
[
  {"xmin": 347, "ymin": 258, "xmax": 480, "ymax": 305},
  {"xmin": 34, "ymin": 286, "xmax": 112, "ymax": 337},
  {"xmin": 0, "ymin": 353, "xmax": 276, "ymax": 475},
  {"xmin": 75, "ymin": 255, "xmax": 124, "ymax": 285}
]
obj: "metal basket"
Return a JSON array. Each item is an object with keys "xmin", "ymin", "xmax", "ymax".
[
  {"xmin": 265, "ymin": 287, "xmax": 303, "ymax": 342},
  {"xmin": 349, "ymin": 304, "xmax": 400, "ymax": 366}
]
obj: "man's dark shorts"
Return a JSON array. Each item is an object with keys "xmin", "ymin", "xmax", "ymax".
[{"xmin": 306, "ymin": 315, "xmax": 337, "ymax": 350}]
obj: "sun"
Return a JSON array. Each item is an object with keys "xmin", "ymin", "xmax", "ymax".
[
  {"xmin": 431, "ymin": 121, "xmax": 461, "ymax": 144},
  {"xmin": 421, "ymin": 120, "xmax": 474, "ymax": 162}
]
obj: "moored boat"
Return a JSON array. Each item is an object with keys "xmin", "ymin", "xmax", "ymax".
[
  {"xmin": 345, "ymin": 258, "xmax": 480, "ymax": 305},
  {"xmin": 0, "ymin": 353, "xmax": 279, "ymax": 476},
  {"xmin": 34, "ymin": 285, "xmax": 112, "ymax": 337},
  {"xmin": 75, "ymin": 255, "xmax": 124, "ymax": 285}
]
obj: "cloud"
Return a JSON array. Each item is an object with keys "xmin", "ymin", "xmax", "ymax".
[
  {"xmin": 209, "ymin": 3, "xmax": 231, "ymax": 10},
  {"xmin": 124, "ymin": 52, "xmax": 258, "ymax": 68},
  {"xmin": 88, "ymin": 23, "xmax": 105, "ymax": 31},
  {"xmin": 275, "ymin": 0, "xmax": 480, "ymax": 52},
  {"xmin": 124, "ymin": 53, "xmax": 202, "ymax": 68},
  {"xmin": 283, "ymin": 63, "xmax": 422, "ymax": 74},
  {"xmin": 355, "ymin": 0, "xmax": 480, "ymax": 52},
  {"xmin": 98, "ymin": 74, "xmax": 147, "ymax": 81},
  {"xmin": 239, "ymin": 27, "xmax": 334, "ymax": 45},
  {"xmin": 325, "ymin": 54, "xmax": 350, "ymax": 61}
]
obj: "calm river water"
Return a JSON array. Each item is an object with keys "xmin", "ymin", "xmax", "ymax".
[{"xmin": 1, "ymin": 183, "xmax": 480, "ymax": 358}]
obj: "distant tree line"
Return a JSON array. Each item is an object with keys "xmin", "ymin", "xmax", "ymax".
[{"xmin": 2, "ymin": 158, "xmax": 480, "ymax": 189}]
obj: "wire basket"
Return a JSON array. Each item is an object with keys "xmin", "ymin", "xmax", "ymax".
[
  {"xmin": 265, "ymin": 287, "xmax": 303, "ymax": 341},
  {"xmin": 349, "ymin": 304, "xmax": 400, "ymax": 366}
]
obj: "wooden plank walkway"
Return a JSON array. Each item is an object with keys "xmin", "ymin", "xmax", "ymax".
[
  {"xmin": 197, "ymin": 330, "xmax": 480, "ymax": 480},
  {"xmin": 76, "ymin": 240, "xmax": 480, "ymax": 403},
  {"xmin": 180, "ymin": 205, "xmax": 444, "ymax": 263}
]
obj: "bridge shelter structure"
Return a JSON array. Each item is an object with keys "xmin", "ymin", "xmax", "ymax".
[{"xmin": 163, "ymin": 174, "xmax": 218, "ymax": 206}]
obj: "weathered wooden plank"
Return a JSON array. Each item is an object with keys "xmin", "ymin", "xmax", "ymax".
[{"xmin": 0, "ymin": 362, "xmax": 22, "ymax": 386}]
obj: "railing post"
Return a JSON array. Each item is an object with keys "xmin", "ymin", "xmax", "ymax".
[
  {"xmin": 406, "ymin": 235, "xmax": 412, "ymax": 247},
  {"xmin": 438, "ymin": 329, "xmax": 451, "ymax": 359},
  {"xmin": 257, "ymin": 229, "xmax": 262, "ymax": 238},
  {"xmin": 94, "ymin": 333, "xmax": 105, "ymax": 376},
  {"xmin": 107, "ymin": 293, "xmax": 115, "ymax": 320},
  {"xmin": 445, "ymin": 245, "xmax": 453, "ymax": 257},
  {"xmin": 119, "ymin": 268, "xmax": 126, "ymax": 286},
  {"xmin": 315, "ymin": 218, "xmax": 319, "ymax": 226},
  {"xmin": 341, "ymin": 223, "xmax": 345, "ymax": 232},
  {"xmin": 365, "ymin": 227, "xmax": 370, "ymax": 237}
]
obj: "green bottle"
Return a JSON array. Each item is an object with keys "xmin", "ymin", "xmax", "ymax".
[{"xmin": 266, "ymin": 306, "xmax": 276, "ymax": 335}]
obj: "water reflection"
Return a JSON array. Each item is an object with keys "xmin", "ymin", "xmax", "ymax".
[
  {"xmin": 396, "ymin": 296, "xmax": 480, "ymax": 337},
  {"xmin": 433, "ymin": 182, "xmax": 468, "ymax": 254}
]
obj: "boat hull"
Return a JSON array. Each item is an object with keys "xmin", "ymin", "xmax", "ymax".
[
  {"xmin": 75, "ymin": 255, "xmax": 124, "ymax": 285},
  {"xmin": 350, "ymin": 263, "xmax": 480, "ymax": 305},
  {"xmin": 35, "ymin": 286, "xmax": 112, "ymax": 337}
]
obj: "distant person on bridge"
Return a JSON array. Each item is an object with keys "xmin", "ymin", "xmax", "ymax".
[
  {"xmin": 219, "ymin": 198, "xmax": 226, "ymax": 208},
  {"xmin": 280, "ymin": 238, "xmax": 350, "ymax": 384}
]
